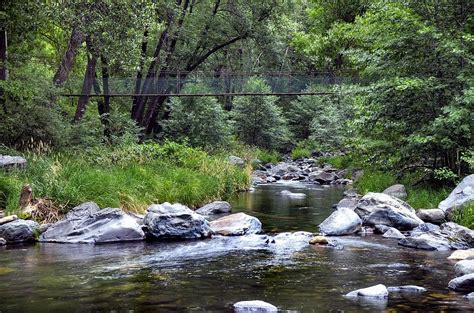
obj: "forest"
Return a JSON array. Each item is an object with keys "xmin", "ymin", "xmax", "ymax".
[{"xmin": 0, "ymin": 0, "xmax": 473, "ymax": 219}]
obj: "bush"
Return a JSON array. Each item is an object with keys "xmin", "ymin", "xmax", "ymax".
[
  {"xmin": 255, "ymin": 149, "xmax": 281, "ymax": 164},
  {"xmin": 163, "ymin": 82, "xmax": 230, "ymax": 149},
  {"xmin": 232, "ymin": 78, "xmax": 290, "ymax": 150}
]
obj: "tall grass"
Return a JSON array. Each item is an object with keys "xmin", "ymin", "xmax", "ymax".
[{"xmin": 0, "ymin": 142, "xmax": 251, "ymax": 214}]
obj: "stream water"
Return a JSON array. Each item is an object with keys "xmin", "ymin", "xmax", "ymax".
[{"xmin": 0, "ymin": 182, "xmax": 473, "ymax": 312}]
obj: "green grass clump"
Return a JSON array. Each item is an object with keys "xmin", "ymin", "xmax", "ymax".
[
  {"xmin": 354, "ymin": 170, "xmax": 396, "ymax": 194},
  {"xmin": 291, "ymin": 146, "xmax": 311, "ymax": 160},
  {"xmin": 453, "ymin": 203, "xmax": 474, "ymax": 229},
  {"xmin": 255, "ymin": 149, "xmax": 281, "ymax": 164},
  {"xmin": 0, "ymin": 142, "xmax": 251, "ymax": 214},
  {"xmin": 405, "ymin": 187, "xmax": 450, "ymax": 209}
]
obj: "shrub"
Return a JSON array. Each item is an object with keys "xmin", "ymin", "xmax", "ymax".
[{"xmin": 232, "ymin": 78, "xmax": 290, "ymax": 150}]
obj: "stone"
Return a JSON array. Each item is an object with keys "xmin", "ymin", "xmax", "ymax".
[
  {"xmin": 352, "ymin": 169, "xmax": 364, "ymax": 182},
  {"xmin": 439, "ymin": 175, "xmax": 474, "ymax": 218},
  {"xmin": 336, "ymin": 197, "xmax": 359, "ymax": 210},
  {"xmin": 266, "ymin": 176, "xmax": 276, "ymax": 183},
  {"xmin": 448, "ymin": 249, "xmax": 474, "ymax": 260},
  {"xmin": 345, "ymin": 284, "xmax": 389, "ymax": 298},
  {"xmin": 383, "ymin": 184, "xmax": 407, "ymax": 200},
  {"xmin": 195, "ymin": 201, "xmax": 232, "ymax": 216},
  {"xmin": 440, "ymin": 222, "xmax": 474, "ymax": 246},
  {"xmin": 233, "ymin": 300, "xmax": 277, "ymax": 313},
  {"xmin": 319, "ymin": 208, "xmax": 362, "ymax": 236},
  {"xmin": 466, "ymin": 292, "xmax": 474, "ymax": 299},
  {"xmin": 309, "ymin": 235, "xmax": 329, "ymax": 245},
  {"xmin": 0, "ymin": 155, "xmax": 27, "ymax": 170},
  {"xmin": 416, "ymin": 209, "xmax": 446, "ymax": 224},
  {"xmin": 0, "ymin": 238, "xmax": 6, "ymax": 245},
  {"xmin": 40, "ymin": 202, "xmax": 145, "ymax": 244},
  {"xmin": 355, "ymin": 192, "xmax": 423, "ymax": 230},
  {"xmin": 448, "ymin": 273, "xmax": 474, "ymax": 292},
  {"xmin": 144, "ymin": 202, "xmax": 211, "ymax": 240},
  {"xmin": 210, "ymin": 212, "xmax": 262, "ymax": 236},
  {"xmin": 382, "ymin": 228, "xmax": 405, "ymax": 239},
  {"xmin": 229, "ymin": 155, "xmax": 245, "ymax": 167},
  {"xmin": 251, "ymin": 176, "xmax": 266, "ymax": 185},
  {"xmin": 280, "ymin": 190, "xmax": 306, "ymax": 198},
  {"xmin": 0, "ymin": 219, "xmax": 39, "ymax": 243},
  {"xmin": 387, "ymin": 285, "xmax": 427, "ymax": 293},
  {"xmin": 270, "ymin": 163, "xmax": 299, "ymax": 177},
  {"xmin": 455, "ymin": 260, "xmax": 474, "ymax": 277},
  {"xmin": 0, "ymin": 215, "xmax": 18, "ymax": 225},
  {"xmin": 308, "ymin": 171, "xmax": 338, "ymax": 184},
  {"xmin": 374, "ymin": 224, "xmax": 391, "ymax": 234},
  {"xmin": 399, "ymin": 233, "xmax": 452, "ymax": 251}
]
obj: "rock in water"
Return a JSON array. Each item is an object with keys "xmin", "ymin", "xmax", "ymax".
[
  {"xmin": 382, "ymin": 228, "xmax": 405, "ymax": 239},
  {"xmin": 0, "ymin": 155, "xmax": 27, "ymax": 170},
  {"xmin": 195, "ymin": 201, "xmax": 232, "ymax": 216},
  {"xmin": 0, "ymin": 219, "xmax": 39, "ymax": 243},
  {"xmin": 439, "ymin": 174, "xmax": 474, "ymax": 218},
  {"xmin": 455, "ymin": 260, "xmax": 474, "ymax": 277},
  {"xmin": 387, "ymin": 285, "xmax": 427, "ymax": 293},
  {"xmin": 144, "ymin": 202, "xmax": 211, "ymax": 240},
  {"xmin": 448, "ymin": 273, "xmax": 474, "ymax": 292},
  {"xmin": 280, "ymin": 190, "xmax": 306, "ymax": 198},
  {"xmin": 355, "ymin": 192, "xmax": 423, "ymax": 230},
  {"xmin": 345, "ymin": 284, "xmax": 389, "ymax": 298},
  {"xmin": 40, "ymin": 202, "xmax": 145, "ymax": 244},
  {"xmin": 210, "ymin": 212, "xmax": 262, "ymax": 236},
  {"xmin": 0, "ymin": 238, "xmax": 6, "ymax": 245},
  {"xmin": 383, "ymin": 184, "xmax": 408, "ymax": 200},
  {"xmin": 308, "ymin": 171, "xmax": 338, "ymax": 184},
  {"xmin": 309, "ymin": 235, "xmax": 329, "ymax": 245},
  {"xmin": 416, "ymin": 209, "xmax": 446, "ymax": 224},
  {"xmin": 448, "ymin": 249, "xmax": 474, "ymax": 260},
  {"xmin": 336, "ymin": 197, "xmax": 359, "ymax": 210},
  {"xmin": 319, "ymin": 208, "xmax": 362, "ymax": 236},
  {"xmin": 233, "ymin": 300, "xmax": 277, "ymax": 313},
  {"xmin": 398, "ymin": 233, "xmax": 452, "ymax": 251}
]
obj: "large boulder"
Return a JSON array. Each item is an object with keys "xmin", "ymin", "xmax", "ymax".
[
  {"xmin": 383, "ymin": 184, "xmax": 407, "ymax": 200},
  {"xmin": 0, "ymin": 219, "xmax": 39, "ymax": 243},
  {"xmin": 319, "ymin": 208, "xmax": 362, "ymax": 236},
  {"xmin": 308, "ymin": 171, "xmax": 338, "ymax": 184},
  {"xmin": 40, "ymin": 202, "xmax": 145, "ymax": 244},
  {"xmin": 416, "ymin": 209, "xmax": 446, "ymax": 224},
  {"xmin": 195, "ymin": 201, "xmax": 231, "ymax": 216},
  {"xmin": 398, "ymin": 233, "xmax": 452, "ymax": 251},
  {"xmin": 455, "ymin": 260, "xmax": 474, "ymax": 277},
  {"xmin": 440, "ymin": 222, "xmax": 474, "ymax": 246},
  {"xmin": 0, "ymin": 155, "xmax": 27, "ymax": 170},
  {"xmin": 448, "ymin": 249, "xmax": 474, "ymax": 260},
  {"xmin": 345, "ymin": 284, "xmax": 388, "ymax": 298},
  {"xmin": 144, "ymin": 203, "xmax": 211, "ymax": 240},
  {"xmin": 439, "ymin": 175, "xmax": 474, "ymax": 218},
  {"xmin": 355, "ymin": 193, "xmax": 423, "ymax": 230},
  {"xmin": 210, "ymin": 212, "xmax": 262, "ymax": 236},
  {"xmin": 233, "ymin": 300, "xmax": 277, "ymax": 313},
  {"xmin": 448, "ymin": 273, "xmax": 474, "ymax": 292}
]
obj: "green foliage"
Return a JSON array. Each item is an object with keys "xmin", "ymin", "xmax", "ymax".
[
  {"xmin": 405, "ymin": 187, "xmax": 450, "ymax": 209},
  {"xmin": 291, "ymin": 141, "xmax": 313, "ymax": 160},
  {"xmin": 163, "ymin": 82, "xmax": 230, "ymax": 149},
  {"xmin": 255, "ymin": 149, "xmax": 281, "ymax": 164},
  {"xmin": 232, "ymin": 78, "xmax": 290, "ymax": 150},
  {"xmin": 0, "ymin": 142, "xmax": 251, "ymax": 213},
  {"xmin": 354, "ymin": 170, "xmax": 396, "ymax": 194},
  {"xmin": 453, "ymin": 203, "xmax": 474, "ymax": 229}
]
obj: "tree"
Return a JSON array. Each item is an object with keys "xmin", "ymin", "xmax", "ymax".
[{"xmin": 232, "ymin": 78, "xmax": 289, "ymax": 150}]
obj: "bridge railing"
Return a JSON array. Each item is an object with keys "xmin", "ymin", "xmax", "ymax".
[{"xmin": 63, "ymin": 71, "xmax": 359, "ymax": 96}]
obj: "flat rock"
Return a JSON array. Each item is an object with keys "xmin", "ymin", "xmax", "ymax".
[
  {"xmin": 144, "ymin": 202, "xmax": 211, "ymax": 240},
  {"xmin": 319, "ymin": 208, "xmax": 362, "ymax": 236},
  {"xmin": 355, "ymin": 192, "xmax": 423, "ymax": 230},
  {"xmin": 336, "ymin": 197, "xmax": 359, "ymax": 210},
  {"xmin": 382, "ymin": 228, "xmax": 405, "ymax": 239},
  {"xmin": 41, "ymin": 203, "xmax": 145, "ymax": 244},
  {"xmin": 439, "ymin": 175, "xmax": 474, "ymax": 218},
  {"xmin": 399, "ymin": 233, "xmax": 452, "ymax": 251},
  {"xmin": 0, "ymin": 219, "xmax": 39, "ymax": 243},
  {"xmin": 0, "ymin": 155, "xmax": 27, "ymax": 169},
  {"xmin": 210, "ymin": 212, "xmax": 262, "ymax": 236},
  {"xmin": 448, "ymin": 249, "xmax": 474, "ymax": 260},
  {"xmin": 345, "ymin": 284, "xmax": 388, "ymax": 298},
  {"xmin": 387, "ymin": 285, "xmax": 427, "ymax": 293},
  {"xmin": 448, "ymin": 273, "xmax": 474, "ymax": 292},
  {"xmin": 383, "ymin": 184, "xmax": 407, "ymax": 200},
  {"xmin": 195, "ymin": 201, "xmax": 231, "ymax": 216},
  {"xmin": 0, "ymin": 215, "xmax": 18, "ymax": 225},
  {"xmin": 280, "ymin": 190, "xmax": 306, "ymax": 198},
  {"xmin": 233, "ymin": 300, "xmax": 277, "ymax": 313},
  {"xmin": 416, "ymin": 209, "xmax": 445, "ymax": 224},
  {"xmin": 455, "ymin": 260, "xmax": 474, "ymax": 277}
]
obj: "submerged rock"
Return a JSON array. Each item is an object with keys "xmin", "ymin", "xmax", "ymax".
[
  {"xmin": 448, "ymin": 273, "xmax": 474, "ymax": 292},
  {"xmin": 383, "ymin": 184, "xmax": 407, "ymax": 200},
  {"xmin": 382, "ymin": 228, "xmax": 405, "ymax": 239},
  {"xmin": 280, "ymin": 190, "xmax": 306, "ymax": 198},
  {"xmin": 144, "ymin": 203, "xmax": 211, "ymax": 240},
  {"xmin": 416, "ymin": 209, "xmax": 445, "ymax": 224},
  {"xmin": 40, "ymin": 202, "xmax": 145, "ymax": 244},
  {"xmin": 0, "ymin": 155, "xmax": 27, "ymax": 170},
  {"xmin": 309, "ymin": 235, "xmax": 329, "ymax": 245},
  {"xmin": 455, "ymin": 260, "xmax": 474, "ymax": 277},
  {"xmin": 319, "ymin": 208, "xmax": 362, "ymax": 236},
  {"xmin": 195, "ymin": 201, "xmax": 232, "ymax": 216},
  {"xmin": 439, "ymin": 175, "xmax": 474, "ymax": 219},
  {"xmin": 233, "ymin": 300, "xmax": 277, "ymax": 313},
  {"xmin": 345, "ymin": 284, "xmax": 389, "ymax": 298},
  {"xmin": 210, "ymin": 212, "xmax": 262, "ymax": 236},
  {"xmin": 355, "ymin": 192, "xmax": 423, "ymax": 230},
  {"xmin": 387, "ymin": 285, "xmax": 427, "ymax": 293},
  {"xmin": 0, "ymin": 219, "xmax": 39, "ymax": 243}
]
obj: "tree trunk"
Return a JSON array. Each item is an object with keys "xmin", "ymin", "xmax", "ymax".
[
  {"xmin": 131, "ymin": 28, "xmax": 149, "ymax": 118},
  {"xmin": 0, "ymin": 28, "xmax": 7, "ymax": 81},
  {"xmin": 74, "ymin": 38, "xmax": 97, "ymax": 122},
  {"xmin": 53, "ymin": 27, "xmax": 83, "ymax": 86}
]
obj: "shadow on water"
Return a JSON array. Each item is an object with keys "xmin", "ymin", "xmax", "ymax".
[{"xmin": 0, "ymin": 183, "xmax": 472, "ymax": 312}]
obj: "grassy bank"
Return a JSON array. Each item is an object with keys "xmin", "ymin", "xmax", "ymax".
[{"xmin": 0, "ymin": 142, "xmax": 252, "ymax": 214}]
